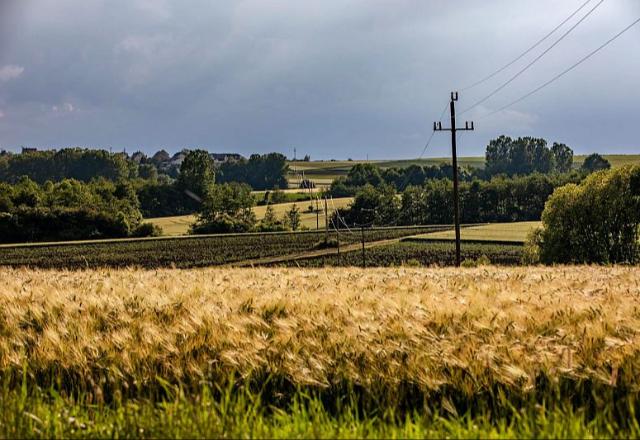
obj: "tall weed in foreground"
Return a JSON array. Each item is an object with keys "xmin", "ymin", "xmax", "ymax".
[{"xmin": 1, "ymin": 380, "xmax": 639, "ymax": 439}]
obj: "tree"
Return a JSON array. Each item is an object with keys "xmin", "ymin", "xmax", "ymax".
[
  {"xmin": 342, "ymin": 184, "xmax": 400, "ymax": 226},
  {"xmin": 551, "ymin": 142, "xmax": 574, "ymax": 173},
  {"xmin": 485, "ymin": 136, "xmax": 560, "ymax": 177},
  {"xmin": 192, "ymin": 182, "xmax": 256, "ymax": 233},
  {"xmin": 581, "ymin": 153, "xmax": 611, "ymax": 173},
  {"xmin": 217, "ymin": 153, "xmax": 288, "ymax": 190},
  {"xmin": 485, "ymin": 135, "xmax": 513, "ymax": 176},
  {"xmin": 529, "ymin": 166, "xmax": 640, "ymax": 264},
  {"xmin": 285, "ymin": 204, "xmax": 301, "ymax": 231},
  {"xmin": 138, "ymin": 164, "xmax": 158, "ymax": 181},
  {"xmin": 344, "ymin": 163, "xmax": 383, "ymax": 187},
  {"xmin": 257, "ymin": 204, "xmax": 287, "ymax": 232},
  {"xmin": 177, "ymin": 150, "xmax": 215, "ymax": 199}
]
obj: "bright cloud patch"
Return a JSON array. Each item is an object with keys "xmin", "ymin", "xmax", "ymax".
[{"xmin": 0, "ymin": 65, "xmax": 24, "ymax": 82}]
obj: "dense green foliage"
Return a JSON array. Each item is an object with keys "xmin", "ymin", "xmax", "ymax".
[
  {"xmin": 0, "ymin": 226, "xmax": 446, "ymax": 269},
  {"xmin": 329, "ymin": 162, "xmax": 472, "ymax": 196},
  {"xmin": 0, "ymin": 177, "xmax": 154, "ymax": 243},
  {"xmin": 485, "ymin": 136, "xmax": 573, "ymax": 177},
  {"xmin": 218, "ymin": 152, "xmax": 289, "ymax": 189},
  {"xmin": 1, "ymin": 148, "xmax": 291, "ymax": 219},
  {"xmin": 581, "ymin": 153, "xmax": 611, "ymax": 173},
  {"xmin": 0, "ymin": 148, "xmax": 134, "ymax": 184},
  {"xmin": 336, "ymin": 173, "xmax": 583, "ymax": 227},
  {"xmin": 176, "ymin": 149, "xmax": 216, "ymax": 200},
  {"xmin": 328, "ymin": 136, "xmax": 578, "ymax": 198},
  {"xmin": 529, "ymin": 166, "xmax": 640, "ymax": 264},
  {"xmin": 192, "ymin": 182, "xmax": 257, "ymax": 234}
]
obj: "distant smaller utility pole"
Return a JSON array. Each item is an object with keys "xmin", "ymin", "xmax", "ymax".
[
  {"xmin": 434, "ymin": 91, "xmax": 475, "ymax": 267},
  {"xmin": 324, "ymin": 198, "xmax": 329, "ymax": 241},
  {"xmin": 293, "ymin": 147, "xmax": 297, "ymax": 161}
]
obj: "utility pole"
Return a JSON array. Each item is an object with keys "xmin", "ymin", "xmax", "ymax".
[
  {"xmin": 336, "ymin": 226, "xmax": 340, "ymax": 265},
  {"xmin": 360, "ymin": 225, "xmax": 365, "ymax": 268},
  {"xmin": 316, "ymin": 197, "xmax": 319, "ymax": 229},
  {"xmin": 434, "ymin": 92, "xmax": 474, "ymax": 267},
  {"xmin": 324, "ymin": 197, "xmax": 329, "ymax": 242}
]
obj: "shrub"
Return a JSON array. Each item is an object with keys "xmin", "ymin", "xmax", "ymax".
[
  {"xmin": 581, "ymin": 153, "xmax": 611, "ymax": 173},
  {"xmin": 529, "ymin": 166, "xmax": 640, "ymax": 264},
  {"xmin": 0, "ymin": 207, "xmax": 133, "ymax": 243},
  {"xmin": 270, "ymin": 189, "xmax": 287, "ymax": 204},
  {"xmin": 131, "ymin": 222, "xmax": 163, "ymax": 237}
]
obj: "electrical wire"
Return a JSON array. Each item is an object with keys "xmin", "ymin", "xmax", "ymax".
[
  {"xmin": 418, "ymin": 100, "xmax": 449, "ymax": 159},
  {"xmin": 461, "ymin": 0, "xmax": 594, "ymax": 91},
  {"xmin": 460, "ymin": 0, "xmax": 605, "ymax": 115},
  {"xmin": 479, "ymin": 16, "xmax": 640, "ymax": 119}
]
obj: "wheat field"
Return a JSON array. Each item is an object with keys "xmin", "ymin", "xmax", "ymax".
[{"xmin": 3, "ymin": 266, "xmax": 640, "ymax": 395}]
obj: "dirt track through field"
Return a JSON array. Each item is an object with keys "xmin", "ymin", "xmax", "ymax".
[{"xmin": 226, "ymin": 237, "xmax": 403, "ymax": 267}]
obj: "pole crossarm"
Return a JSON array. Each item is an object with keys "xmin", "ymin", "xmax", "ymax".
[{"xmin": 432, "ymin": 91, "xmax": 475, "ymax": 267}]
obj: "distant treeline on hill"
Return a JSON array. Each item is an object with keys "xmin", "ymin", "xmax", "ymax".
[
  {"xmin": 0, "ymin": 136, "xmax": 614, "ymax": 243},
  {"xmin": 333, "ymin": 173, "xmax": 584, "ymax": 228},
  {"xmin": 0, "ymin": 148, "xmax": 290, "ymax": 218},
  {"xmin": 328, "ymin": 136, "xmax": 610, "ymax": 196}
]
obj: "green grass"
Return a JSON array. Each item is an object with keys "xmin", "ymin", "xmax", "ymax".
[
  {"xmin": 146, "ymin": 197, "xmax": 354, "ymax": 236},
  {"xmin": 0, "ymin": 226, "xmax": 449, "ymax": 269},
  {"xmin": 3, "ymin": 382, "xmax": 637, "ymax": 439},
  {"xmin": 411, "ymin": 221, "xmax": 541, "ymax": 243},
  {"xmin": 288, "ymin": 155, "xmax": 640, "ymax": 187}
]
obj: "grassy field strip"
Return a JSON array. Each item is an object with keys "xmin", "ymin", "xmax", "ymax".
[
  {"xmin": 287, "ymin": 155, "xmax": 640, "ymax": 185},
  {"xmin": 148, "ymin": 197, "xmax": 354, "ymax": 236},
  {"xmin": 409, "ymin": 221, "xmax": 540, "ymax": 243}
]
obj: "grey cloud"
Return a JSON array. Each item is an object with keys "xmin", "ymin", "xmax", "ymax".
[{"xmin": 0, "ymin": 0, "xmax": 638, "ymax": 157}]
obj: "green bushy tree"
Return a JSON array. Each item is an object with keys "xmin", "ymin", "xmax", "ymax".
[
  {"xmin": 529, "ymin": 166, "xmax": 640, "ymax": 264},
  {"xmin": 192, "ymin": 182, "xmax": 256, "ymax": 234},
  {"xmin": 177, "ymin": 150, "xmax": 215, "ymax": 199},
  {"xmin": 581, "ymin": 153, "xmax": 611, "ymax": 173}
]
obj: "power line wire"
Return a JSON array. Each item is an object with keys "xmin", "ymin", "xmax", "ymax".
[
  {"xmin": 418, "ymin": 101, "xmax": 449, "ymax": 159},
  {"xmin": 479, "ymin": 16, "xmax": 640, "ymax": 120},
  {"xmin": 461, "ymin": 0, "xmax": 594, "ymax": 91},
  {"xmin": 460, "ymin": 0, "xmax": 605, "ymax": 115}
]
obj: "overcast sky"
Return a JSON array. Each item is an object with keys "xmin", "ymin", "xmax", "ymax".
[{"xmin": 0, "ymin": 0, "xmax": 638, "ymax": 159}]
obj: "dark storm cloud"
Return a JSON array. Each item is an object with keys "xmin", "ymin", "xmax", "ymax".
[{"xmin": 0, "ymin": 0, "xmax": 638, "ymax": 158}]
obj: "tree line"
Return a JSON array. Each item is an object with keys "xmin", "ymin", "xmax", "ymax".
[
  {"xmin": 0, "ymin": 177, "xmax": 158, "ymax": 243},
  {"xmin": 329, "ymin": 137, "xmax": 610, "ymax": 197},
  {"xmin": 334, "ymin": 173, "xmax": 584, "ymax": 227},
  {"xmin": 0, "ymin": 148, "xmax": 290, "ymax": 218}
]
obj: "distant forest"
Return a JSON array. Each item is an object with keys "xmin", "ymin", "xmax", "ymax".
[{"xmin": 0, "ymin": 137, "xmax": 613, "ymax": 243}]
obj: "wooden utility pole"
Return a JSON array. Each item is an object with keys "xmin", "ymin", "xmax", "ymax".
[
  {"xmin": 324, "ymin": 198, "xmax": 329, "ymax": 241},
  {"xmin": 336, "ymin": 227, "xmax": 340, "ymax": 264},
  {"xmin": 360, "ymin": 225, "xmax": 365, "ymax": 268},
  {"xmin": 434, "ymin": 92, "xmax": 474, "ymax": 267}
]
